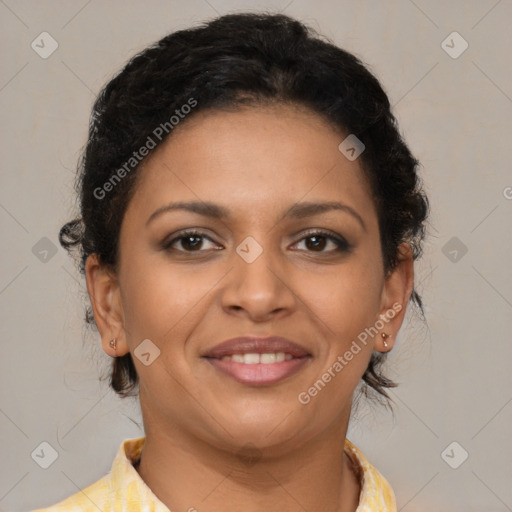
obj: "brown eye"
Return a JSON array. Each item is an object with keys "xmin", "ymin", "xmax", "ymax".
[
  {"xmin": 180, "ymin": 235, "xmax": 204, "ymax": 251},
  {"xmin": 304, "ymin": 235, "xmax": 328, "ymax": 251},
  {"xmin": 294, "ymin": 230, "xmax": 350, "ymax": 253},
  {"xmin": 162, "ymin": 230, "xmax": 219, "ymax": 252}
]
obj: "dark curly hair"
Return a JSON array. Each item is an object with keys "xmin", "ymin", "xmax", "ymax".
[{"xmin": 59, "ymin": 12, "xmax": 429, "ymax": 401}]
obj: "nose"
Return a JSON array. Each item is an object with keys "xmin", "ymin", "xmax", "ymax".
[{"xmin": 220, "ymin": 240, "xmax": 297, "ymax": 322}]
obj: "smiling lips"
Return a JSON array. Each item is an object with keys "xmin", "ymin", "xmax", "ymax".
[{"xmin": 202, "ymin": 336, "xmax": 311, "ymax": 386}]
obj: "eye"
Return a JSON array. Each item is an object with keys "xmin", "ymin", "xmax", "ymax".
[
  {"xmin": 293, "ymin": 229, "xmax": 350, "ymax": 253},
  {"xmin": 161, "ymin": 228, "xmax": 351, "ymax": 254},
  {"xmin": 162, "ymin": 230, "xmax": 220, "ymax": 252}
]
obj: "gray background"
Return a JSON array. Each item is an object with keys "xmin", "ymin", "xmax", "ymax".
[{"xmin": 1, "ymin": 0, "xmax": 511, "ymax": 510}]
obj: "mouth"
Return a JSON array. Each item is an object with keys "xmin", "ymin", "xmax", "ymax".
[{"xmin": 202, "ymin": 336, "xmax": 312, "ymax": 386}]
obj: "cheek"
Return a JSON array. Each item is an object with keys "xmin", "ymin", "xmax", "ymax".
[
  {"xmin": 302, "ymin": 259, "xmax": 383, "ymax": 331},
  {"xmin": 296, "ymin": 269, "xmax": 379, "ymax": 415},
  {"xmin": 297, "ymin": 255, "xmax": 383, "ymax": 379},
  {"xmin": 119, "ymin": 251, "xmax": 217, "ymax": 341}
]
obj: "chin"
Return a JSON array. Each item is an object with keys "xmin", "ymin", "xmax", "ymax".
[{"xmin": 214, "ymin": 403, "xmax": 313, "ymax": 449}]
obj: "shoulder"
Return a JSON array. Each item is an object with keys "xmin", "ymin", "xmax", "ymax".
[
  {"xmin": 30, "ymin": 475, "xmax": 111, "ymax": 511},
  {"xmin": 29, "ymin": 436, "xmax": 160, "ymax": 512}
]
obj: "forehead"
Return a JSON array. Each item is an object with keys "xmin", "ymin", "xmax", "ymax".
[{"xmin": 125, "ymin": 104, "xmax": 377, "ymax": 227}]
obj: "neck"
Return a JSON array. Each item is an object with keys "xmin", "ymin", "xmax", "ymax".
[{"xmin": 135, "ymin": 415, "xmax": 360, "ymax": 512}]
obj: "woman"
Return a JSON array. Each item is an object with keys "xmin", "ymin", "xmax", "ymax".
[{"xmin": 33, "ymin": 12, "xmax": 428, "ymax": 512}]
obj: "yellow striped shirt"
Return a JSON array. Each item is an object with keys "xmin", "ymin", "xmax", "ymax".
[{"xmin": 32, "ymin": 436, "xmax": 396, "ymax": 511}]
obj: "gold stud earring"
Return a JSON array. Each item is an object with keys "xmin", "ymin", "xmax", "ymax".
[
  {"xmin": 109, "ymin": 338, "xmax": 117, "ymax": 350},
  {"xmin": 381, "ymin": 332, "xmax": 391, "ymax": 348}
]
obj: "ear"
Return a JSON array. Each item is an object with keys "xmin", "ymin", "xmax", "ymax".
[
  {"xmin": 85, "ymin": 254, "xmax": 129, "ymax": 357},
  {"xmin": 376, "ymin": 243, "xmax": 415, "ymax": 352}
]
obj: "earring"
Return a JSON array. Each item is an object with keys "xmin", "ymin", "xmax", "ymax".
[
  {"xmin": 109, "ymin": 338, "xmax": 117, "ymax": 350},
  {"xmin": 381, "ymin": 332, "xmax": 391, "ymax": 348}
]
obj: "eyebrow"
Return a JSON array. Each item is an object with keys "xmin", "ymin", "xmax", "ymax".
[{"xmin": 146, "ymin": 200, "xmax": 366, "ymax": 231}]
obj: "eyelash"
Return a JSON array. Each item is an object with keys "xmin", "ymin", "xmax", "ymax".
[{"xmin": 161, "ymin": 228, "xmax": 351, "ymax": 254}]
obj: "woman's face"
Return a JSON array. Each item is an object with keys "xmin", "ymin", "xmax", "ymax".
[{"xmin": 89, "ymin": 104, "xmax": 412, "ymax": 454}]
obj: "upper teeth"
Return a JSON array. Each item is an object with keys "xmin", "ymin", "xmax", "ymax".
[{"xmin": 221, "ymin": 352, "xmax": 292, "ymax": 364}]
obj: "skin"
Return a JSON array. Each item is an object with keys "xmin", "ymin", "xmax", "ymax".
[{"xmin": 86, "ymin": 103, "xmax": 414, "ymax": 512}]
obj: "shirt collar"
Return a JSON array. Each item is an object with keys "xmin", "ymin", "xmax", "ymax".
[
  {"xmin": 110, "ymin": 436, "xmax": 396, "ymax": 511},
  {"xmin": 345, "ymin": 438, "xmax": 397, "ymax": 511}
]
